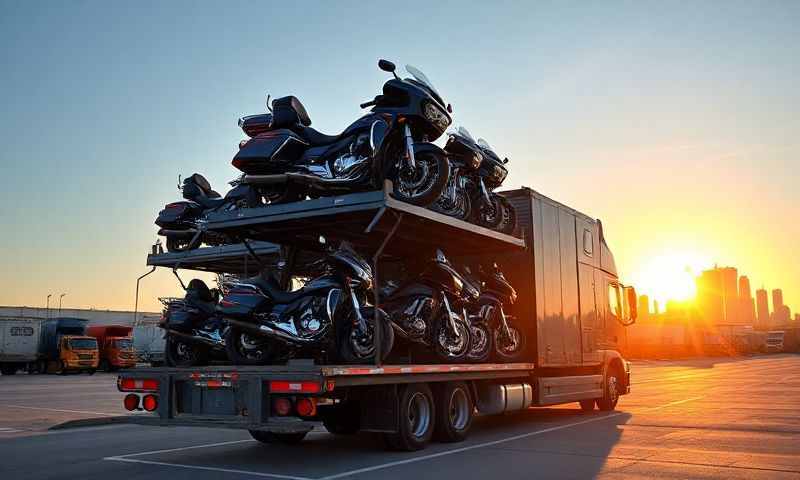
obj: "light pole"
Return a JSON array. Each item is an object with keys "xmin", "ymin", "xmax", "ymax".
[
  {"xmin": 46, "ymin": 294, "xmax": 52, "ymax": 319},
  {"xmin": 59, "ymin": 293, "xmax": 67, "ymax": 314}
]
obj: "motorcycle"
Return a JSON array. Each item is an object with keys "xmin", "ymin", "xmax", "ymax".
[
  {"xmin": 458, "ymin": 265, "xmax": 494, "ymax": 363},
  {"xmin": 232, "ymin": 59, "xmax": 452, "ymax": 206},
  {"xmin": 382, "ymin": 249, "xmax": 472, "ymax": 363},
  {"xmin": 159, "ymin": 278, "xmax": 228, "ymax": 367},
  {"xmin": 475, "ymin": 263, "xmax": 526, "ymax": 361},
  {"xmin": 155, "ymin": 173, "xmax": 260, "ymax": 252},
  {"xmin": 434, "ymin": 127, "xmax": 516, "ymax": 234},
  {"xmin": 219, "ymin": 241, "xmax": 394, "ymax": 365}
]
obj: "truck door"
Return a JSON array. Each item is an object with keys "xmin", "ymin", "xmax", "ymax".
[{"xmin": 595, "ymin": 275, "xmax": 623, "ymax": 350}]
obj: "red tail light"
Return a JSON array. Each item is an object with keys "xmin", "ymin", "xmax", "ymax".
[
  {"xmin": 269, "ymin": 381, "xmax": 321, "ymax": 394},
  {"xmin": 142, "ymin": 394, "xmax": 159, "ymax": 412},
  {"xmin": 232, "ymin": 157, "xmax": 244, "ymax": 170},
  {"xmin": 123, "ymin": 394, "xmax": 140, "ymax": 411},
  {"xmin": 165, "ymin": 203, "xmax": 185, "ymax": 210},
  {"xmin": 118, "ymin": 377, "xmax": 159, "ymax": 392},
  {"xmin": 272, "ymin": 397, "xmax": 292, "ymax": 416},
  {"xmin": 295, "ymin": 397, "xmax": 317, "ymax": 417}
]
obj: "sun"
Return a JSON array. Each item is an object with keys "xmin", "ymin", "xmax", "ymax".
[{"xmin": 632, "ymin": 251, "xmax": 710, "ymax": 308}]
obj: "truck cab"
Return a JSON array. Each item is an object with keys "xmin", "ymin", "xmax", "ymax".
[
  {"xmin": 87, "ymin": 325, "xmax": 136, "ymax": 371},
  {"xmin": 57, "ymin": 335, "xmax": 99, "ymax": 373}
]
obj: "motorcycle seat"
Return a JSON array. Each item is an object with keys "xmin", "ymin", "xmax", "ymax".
[
  {"xmin": 295, "ymin": 125, "xmax": 341, "ymax": 146},
  {"xmin": 196, "ymin": 196, "xmax": 227, "ymax": 210},
  {"xmin": 249, "ymin": 274, "xmax": 309, "ymax": 304}
]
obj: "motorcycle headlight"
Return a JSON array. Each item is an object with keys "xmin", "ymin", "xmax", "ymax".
[{"xmin": 423, "ymin": 102, "xmax": 450, "ymax": 131}]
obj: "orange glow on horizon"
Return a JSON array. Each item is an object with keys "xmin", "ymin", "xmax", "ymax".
[{"xmin": 631, "ymin": 251, "xmax": 711, "ymax": 309}]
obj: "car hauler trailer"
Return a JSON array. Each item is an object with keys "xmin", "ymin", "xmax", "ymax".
[{"xmin": 118, "ymin": 183, "xmax": 636, "ymax": 450}]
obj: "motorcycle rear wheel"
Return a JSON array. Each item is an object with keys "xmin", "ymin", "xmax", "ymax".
[
  {"xmin": 165, "ymin": 336, "xmax": 208, "ymax": 367},
  {"xmin": 392, "ymin": 152, "xmax": 450, "ymax": 207},
  {"xmin": 165, "ymin": 234, "xmax": 202, "ymax": 253},
  {"xmin": 224, "ymin": 326, "xmax": 288, "ymax": 365}
]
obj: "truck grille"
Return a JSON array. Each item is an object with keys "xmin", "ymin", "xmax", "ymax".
[{"xmin": 78, "ymin": 354, "xmax": 94, "ymax": 360}]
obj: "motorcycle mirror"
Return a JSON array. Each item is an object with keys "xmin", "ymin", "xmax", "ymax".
[
  {"xmin": 378, "ymin": 59, "xmax": 396, "ymax": 73},
  {"xmin": 447, "ymin": 104, "xmax": 453, "ymax": 113},
  {"xmin": 177, "ymin": 174, "xmax": 182, "ymax": 191},
  {"xmin": 503, "ymin": 157, "xmax": 509, "ymax": 164}
]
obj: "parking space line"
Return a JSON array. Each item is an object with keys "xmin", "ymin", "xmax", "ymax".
[
  {"xmin": 642, "ymin": 395, "xmax": 705, "ymax": 411},
  {"xmin": 318, "ymin": 412, "xmax": 625, "ymax": 480},
  {"xmin": 0, "ymin": 404, "xmax": 116, "ymax": 416},
  {"xmin": 107, "ymin": 439, "xmax": 256, "ymax": 459},
  {"xmin": 107, "ymin": 457, "xmax": 313, "ymax": 480}
]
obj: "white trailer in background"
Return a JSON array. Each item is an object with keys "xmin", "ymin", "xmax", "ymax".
[{"xmin": 0, "ymin": 317, "xmax": 44, "ymax": 375}]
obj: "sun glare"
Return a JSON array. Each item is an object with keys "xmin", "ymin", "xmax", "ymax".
[{"xmin": 633, "ymin": 252, "xmax": 710, "ymax": 308}]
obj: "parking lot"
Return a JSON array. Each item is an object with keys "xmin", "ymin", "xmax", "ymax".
[{"xmin": 1, "ymin": 354, "xmax": 799, "ymax": 479}]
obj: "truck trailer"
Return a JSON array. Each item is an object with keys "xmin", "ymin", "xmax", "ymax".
[
  {"xmin": 0, "ymin": 317, "xmax": 99, "ymax": 374},
  {"xmin": 118, "ymin": 184, "xmax": 636, "ymax": 451},
  {"xmin": 86, "ymin": 325, "xmax": 136, "ymax": 371}
]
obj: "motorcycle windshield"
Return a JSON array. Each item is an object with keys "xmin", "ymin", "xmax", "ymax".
[
  {"xmin": 478, "ymin": 138, "xmax": 504, "ymax": 162},
  {"xmin": 406, "ymin": 65, "xmax": 442, "ymax": 102},
  {"xmin": 454, "ymin": 126, "xmax": 476, "ymax": 143}
]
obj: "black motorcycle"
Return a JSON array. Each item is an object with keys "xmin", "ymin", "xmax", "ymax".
[
  {"xmin": 459, "ymin": 265, "xmax": 494, "ymax": 363},
  {"xmin": 382, "ymin": 249, "xmax": 472, "ymax": 363},
  {"xmin": 155, "ymin": 173, "xmax": 259, "ymax": 252},
  {"xmin": 434, "ymin": 127, "xmax": 516, "ymax": 234},
  {"xmin": 232, "ymin": 59, "xmax": 452, "ymax": 206},
  {"xmin": 160, "ymin": 279, "xmax": 228, "ymax": 367},
  {"xmin": 475, "ymin": 263, "xmax": 525, "ymax": 361},
  {"xmin": 219, "ymin": 242, "xmax": 393, "ymax": 365}
]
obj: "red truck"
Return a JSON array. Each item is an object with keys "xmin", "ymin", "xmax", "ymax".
[{"xmin": 86, "ymin": 325, "xmax": 136, "ymax": 371}]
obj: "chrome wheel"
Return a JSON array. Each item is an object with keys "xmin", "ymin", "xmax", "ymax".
[
  {"xmin": 466, "ymin": 322, "xmax": 491, "ymax": 362},
  {"xmin": 436, "ymin": 313, "xmax": 471, "ymax": 361},
  {"xmin": 407, "ymin": 392, "xmax": 432, "ymax": 438},
  {"xmin": 448, "ymin": 388, "xmax": 470, "ymax": 431},
  {"xmin": 607, "ymin": 375, "xmax": 619, "ymax": 405},
  {"xmin": 392, "ymin": 152, "xmax": 450, "ymax": 206},
  {"xmin": 493, "ymin": 324, "xmax": 525, "ymax": 361}
]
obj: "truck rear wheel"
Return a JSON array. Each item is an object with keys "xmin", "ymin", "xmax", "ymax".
[
  {"xmin": 384, "ymin": 383, "xmax": 435, "ymax": 451},
  {"xmin": 579, "ymin": 399, "xmax": 596, "ymax": 411},
  {"xmin": 249, "ymin": 430, "xmax": 307, "ymax": 445},
  {"xmin": 433, "ymin": 382, "xmax": 473, "ymax": 443}
]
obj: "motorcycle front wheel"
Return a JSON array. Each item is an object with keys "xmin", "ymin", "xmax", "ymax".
[
  {"xmin": 476, "ymin": 194, "xmax": 504, "ymax": 230},
  {"xmin": 392, "ymin": 152, "xmax": 450, "ymax": 206},
  {"xmin": 433, "ymin": 312, "xmax": 471, "ymax": 363},
  {"xmin": 465, "ymin": 321, "xmax": 492, "ymax": 363},
  {"xmin": 496, "ymin": 196, "xmax": 517, "ymax": 235},
  {"xmin": 493, "ymin": 323, "xmax": 526, "ymax": 362},
  {"xmin": 430, "ymin": 181, "xmax": 472, "ymax": 221},
  {"xmin": 224, "ymin": 326, "xmax": 289, "ymax": 365},
  {"xmin": 336, "ymin": 307, "xmax": 394, "ymax": 364},
  {"xmin": 165, "ymin": 336, "xmax": 208, "ymax": 367}
]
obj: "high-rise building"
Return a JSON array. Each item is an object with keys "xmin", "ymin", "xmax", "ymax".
[
  {"xmin": 696, "ymin": 266, "xmax": 742, "ymax": 324},
  {"xmin": 720, "ymin": 267, "xmax": 739, "ymax": 324},
  {"xmin": 755, "ymin": 288, "xmax": 770, "ymax": 328},
  {"xmin": 638, "ymin": 294, "xmax": 650, "ymax": 322},
  {"xmin": 771, "ymin": 289, "xmax": 791, "ymax": 326},
  {"xmin": 738, "ymin": 275, "xmax": 755, "ymax": 326}
]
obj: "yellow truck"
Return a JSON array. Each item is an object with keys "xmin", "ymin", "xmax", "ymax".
[{"xmin": 0, "ymin": 317, "xmax": 98, "ymax": 375}]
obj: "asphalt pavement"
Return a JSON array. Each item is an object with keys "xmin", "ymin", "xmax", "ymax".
[{"xmin": 1, "ymin": 354, "xmax": 799, "ymax": 479}]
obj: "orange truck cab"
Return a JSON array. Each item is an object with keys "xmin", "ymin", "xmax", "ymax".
[
  {"xmin": 58, "ymin": 335, "xmax": 99, "ymax": 373},
  {"xmin": 86, "ymin": 325, "xmax": 136, "ymax": 371},
  {"xmin": 39, "ymin": 318, "xmax": 99, "ymax": 374}
]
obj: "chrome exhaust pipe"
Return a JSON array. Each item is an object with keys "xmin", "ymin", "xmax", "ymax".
[
  {"xmin": 164, "ymin": 328, "xmax": 221, "ymax": 347},
  {"xmin": 225, "ymin": 318, "xmax": 324, "ymax": 345}
]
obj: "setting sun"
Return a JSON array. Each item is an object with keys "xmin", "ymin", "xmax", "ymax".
[{"xmin": 631, "ymin": 252, "xmax": 711, "ymax": 308}]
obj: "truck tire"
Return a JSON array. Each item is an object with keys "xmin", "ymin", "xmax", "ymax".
[
  {"xmin": 579, "ymin": 399, "xmax": 596, "ymax": 411},
  {"xmin": 0, "ymin": 364, "xmax": 17, "ymax": 376},
  {"xmin": 433, "ymin": 382, "xmax": 473, "ymax": 443},
  {"xmin": 597, "ymin": 366, "xmax": 621, "ymax": 411},
  {"xmin": 384, "ymin": 383, "xmax": 435, "ymax": 451},
  {"xmin": 249, "ymin": 430, "xmax": 307, "ymax": 445}
]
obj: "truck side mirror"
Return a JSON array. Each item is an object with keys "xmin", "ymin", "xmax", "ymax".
[{"xmin": 624, "ymin": 286, "xmax": 638, "ymax": 322}]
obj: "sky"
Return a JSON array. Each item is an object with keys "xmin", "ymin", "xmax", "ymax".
[{"xmin": 0, "ymin": 1, "xmax": 798, "ymax": 313}]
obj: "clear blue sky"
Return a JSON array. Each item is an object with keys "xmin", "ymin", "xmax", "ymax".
[{"xmin": 1, "ymin": 1, "xmax": 798, "ymax": 312}]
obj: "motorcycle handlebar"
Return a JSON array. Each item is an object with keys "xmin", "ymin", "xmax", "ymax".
[{"xmin": 360, "ymin": 100, "xmax": 376, "ymax": 109}]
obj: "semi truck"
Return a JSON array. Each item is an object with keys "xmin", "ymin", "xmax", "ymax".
[
  {"xmin": 0, "ymin": 317, "xmax": 99, "ymax": 375},
  {"xmin": 117, "ymin": 184, "xmax": 637, "ymax": 451},
  {"xmin": 86, "ymin": 325, "xmax": 136, "ymax": 371}
]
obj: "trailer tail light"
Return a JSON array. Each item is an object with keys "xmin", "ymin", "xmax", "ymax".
[
  {"xmin": 269, "ymin": 381, "xmax": 321, "ymax": 394},
  {"xmin": 142, "ymin": 394, "xmax": 159, "ymax": 412},
  {"xmin": 123, "ymin": 394, "xmax": 140, "ymax": 411},
  {"xmin": 295, "ymin": 397, "xmax": 317, "ymax": 418},
  {"xmin": 118, "ymin": 377, "xmax": 159, "ymax": 392},
  {"xmin": 272, "ymin": 397, "xmax": 292, "ymax": 416}
]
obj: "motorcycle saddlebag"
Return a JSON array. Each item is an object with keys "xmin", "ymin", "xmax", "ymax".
[
  {"xmin": 232, "ymin": 129, "xmax": 308, "ymax": 175},
  {"xmin": 155, "ymin": 201, "xmax": 202, "ymax": 228},
  {"xmin": 164, "ymin": 304, "xmax": 198, "ymax": 332}
]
